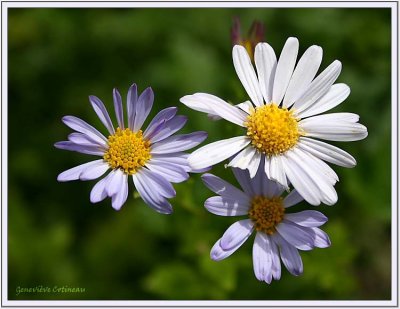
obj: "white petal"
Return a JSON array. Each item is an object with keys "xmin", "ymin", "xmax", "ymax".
[
  {"xmin": 232, "ymin": 45, "xmax": 264, "ymax": 106},
  {"xmin": 80, "ymin": 161, "xmax": 109, "ymax": 181},
  {"xmin": 264, "ymin": 155, "xmax": 271, "ymax": 179},
  {"xmin": 286, "ymin": 148, "xmax": 338, "ymax": 205},
  {"xmin": 257, "ymin": 157, "xmax": 285, "ymax": 198},
  {"xmin": 220, "ymin": 219, "xmax": 254, "ymax": 250},
  {"xmin": 300, "ymin": 120, "xmax": 368, "ymax": 142},
  {"xmin": 300, "ymin": 112, "xmax": 360, "ymax": 125},
  {"xmin": 297, "ymin": 137, "xmax": 356, "ymax": 168},
  {"xmin": 292, "ymin": 146, "xmax": 339, "ymax": 186},
  {"xmin": 180, "ymin": 94, "xmax": 215, "ymax": 114},
  {"xmin": 188, "ymin": 136, "xmax": 250, "ymax": 170},
  {"xmin": 247, "ymin": 150, "xmax": 262, "ymax": 178},
  {"xmin": 187, "ymin": 93, "xmax": 248, "ymax": 127},
  {"xmin": 57, "ymin": 160, "xmax": 104, "ymax": 182},
  {"xmin": 283, "ymin": 45, "xmax": 323, "ymax": 108},
  {"xmin": 253, "ymin": 232, "xmax": 273, "ymax": 283},
  {"xmin": 281, "ymin": 151, "xmax": 322, "ymax": 206},
  {"xmin": 304, "ymin": 151, "xmax": 338, "ymax": 185},
  {"xmin": 254, "ymin": 42, "xmax": 277, "ymax": 104},
  {"xmin": 297, "ymin": 83, "xmax": 350, "ymax": 118},
  {"xmin": 228, "ymin": 146, "xmax": 256, "ymax": 170},
  {"xmin": 283, "ymin": 189, "xmax": 304, "ymax": 208},
  {"xmin": 272, "ymin": 37, "xmax": 299, "ymax": 105},
  {"xmin": 206, "ymin": 101, "xmax": 253, "ymax": 120},
  {"xmin": 237, "ymin": 100, "xmax": 254, "ymax": 114},
  {"xmin": 292, "ymin": 60, "xmax": 342, "ymax": 114},
  {"xmin": 269, "ymin": 155, "xmax": 288, "ymax": 189}
]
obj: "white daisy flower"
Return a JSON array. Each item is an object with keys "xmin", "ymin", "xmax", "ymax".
[
  {"xmin": 181, "ymin": 37, "xmax": 368, "ymax": 206},
  {"xmin": 55, "ymin": 83, "xmax": 207, "ymax": 213},
  {"xmin": 202, "ymin": 162, "xmax": 331, "ymax": 284}
]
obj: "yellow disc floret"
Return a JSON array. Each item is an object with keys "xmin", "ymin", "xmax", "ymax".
[
  {"xmin": 245, "ymin": 103, "xmax": 301, "ymax": 156},
  {"xmin": 103, "ymin": 128, "xmax": 151, "ymax": 175},
  {"xmin": 248, "ymin": 196, "xmax": 285, "ymax": 235}
]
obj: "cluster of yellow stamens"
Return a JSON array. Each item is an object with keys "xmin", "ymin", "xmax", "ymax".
[
  {"xmin": 245, "ymin": 103, "xmax": 301, "ymax": 156},
  {"xmin": 248, "ymin": 196, "xmax": 285, "ymax": 235},
  {"xmin": 103, "ymin": 128, "xmax": 151, "ymax": 175}
]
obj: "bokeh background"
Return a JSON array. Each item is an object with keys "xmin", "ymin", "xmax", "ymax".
[{"xmin": 8, "ymin": 8, "xmax": 392, "ymax": 300}]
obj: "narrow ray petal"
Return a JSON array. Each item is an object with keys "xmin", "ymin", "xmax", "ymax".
[
  {"xmin": 272, "ymin": 37, "xmax": 299, "ymax": 105},
  {"xmin": 188, "ymin": 136, "xmax": 250, "ymax": 170},
  {"xmin": 254, "ymin": 42, "xmax": 277, "ymax": 104},
  {"xmin": 233, "ymin": 45, "xmax": 264, "ymax": 106}
]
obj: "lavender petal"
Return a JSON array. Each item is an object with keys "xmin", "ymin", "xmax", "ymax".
[
  {"xmin": 143, "ymin": 107, "xmax": 178, "ymax": 139},
  {"xmin": 62, "ymin": 115, "xmax": 107, "ymax": 144},
  {"xmin": 113, "ymin": 88, "xmax": 124, "ymax": 129},
  {"xmin": 146, "ymin": 161, "xmax": 189, "ymax": 183},
  {"xmin": 204, "ymin": 196, "xmax": 249, "ymax": 216},
  {"xmin": 54, "ymin": 141, "xmax": 104, "ymax": 156},
  {"xmin": 201, "ymin": 173, "xmax": 250, "ymax": 203},
  {"xmin": 220, "ymin": 219, "xmax": 254, "ymax": 250},
  {"xmin": 134, "ymin": 87, "xmax": 154, "ymax": 131},
  {"xmin": 57, "ymin": 159, "xmax": 104, "ymax": 182},
  {"xmin": 89, "ymin": 95, "xmax": 115, "ymax": 135},
  {"xmin": 127, "ymin": 83, "xmax": 138, "ymax": 130},
  {"xmin": 150, "ymin": 131, "xmax": 207, "ymax": 154},
  {"xmin": 148, "ymin": 115, "xmax": 188, "ymax": 143},
  {"xmin": 285, "ymin": 210, "xmax": 328, "ymax": 227}
]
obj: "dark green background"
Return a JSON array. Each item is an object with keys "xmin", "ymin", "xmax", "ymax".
[{"xmin": 8, "ymin": 8, "xmax": 391, "ymax": 300}]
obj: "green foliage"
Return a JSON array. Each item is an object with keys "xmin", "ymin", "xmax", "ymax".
[{"xmin": 8, "ymin": 8, "xmax": 391, "ymax": 300}]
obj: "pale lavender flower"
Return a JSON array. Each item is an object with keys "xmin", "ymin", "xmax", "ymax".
[
  {"xmin": 55, "ymin": 83, "xmax": 207, "ymax": 213},
  {"xmin": 202, "ymin": 161, "xmax": 330, "ymax": 283},
  {"xmin": 181, "ymin": 37, "xmax": 368, "ymax": 206}
]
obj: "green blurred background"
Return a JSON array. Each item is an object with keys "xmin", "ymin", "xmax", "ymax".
[{"xmin": 8, "ymin": 8, "xmax": 391, "ymax": 300}]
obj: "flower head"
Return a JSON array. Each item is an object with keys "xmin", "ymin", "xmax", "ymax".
[
  {"xmin": 181, "ymin": 37, "xmax": 368, "ymax": 206},
  {"xmin": 55, "ymin": 83, "xmax": 207, "ymax": 213},
  {"xmin": 202, "ymin": 162, "xmax": 331, "ymax": 283},
  {"xmin": 231, "ymin": 17, "xmax": 265, "ymax": 61}
]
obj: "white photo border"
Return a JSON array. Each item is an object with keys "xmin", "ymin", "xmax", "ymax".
[{"xmin": 1, "ymin": 1, "xmax": 398, "ymax": 307}]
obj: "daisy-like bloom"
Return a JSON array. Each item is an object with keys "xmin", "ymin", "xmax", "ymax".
[
  {"xmin": 181, "ymin": 37, "xmax": 368, "ymax": 206},
  {"xmin": 55, "ymin": 83, "xmax": 207, "ymax": 213},
  {"xmin": 202, "ymin": 162, "xmax": 331, "ymax": 283}
]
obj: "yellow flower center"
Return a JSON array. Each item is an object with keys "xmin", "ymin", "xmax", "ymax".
[
  {"xmin": 103, "ymin": 128, "xmax": 151, "ymax": 175},
  {"xmin": 248, "ymin": 196, "xmax": 285, "ymax": 235},
  {"xmin": 245, "ymin": 103, "xmax": 301, "ymax": 156}
]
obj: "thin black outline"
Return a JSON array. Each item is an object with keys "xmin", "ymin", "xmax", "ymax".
[{"xmin": 0, "ymin": 1, "xmax": 398, "ymax": 308}]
